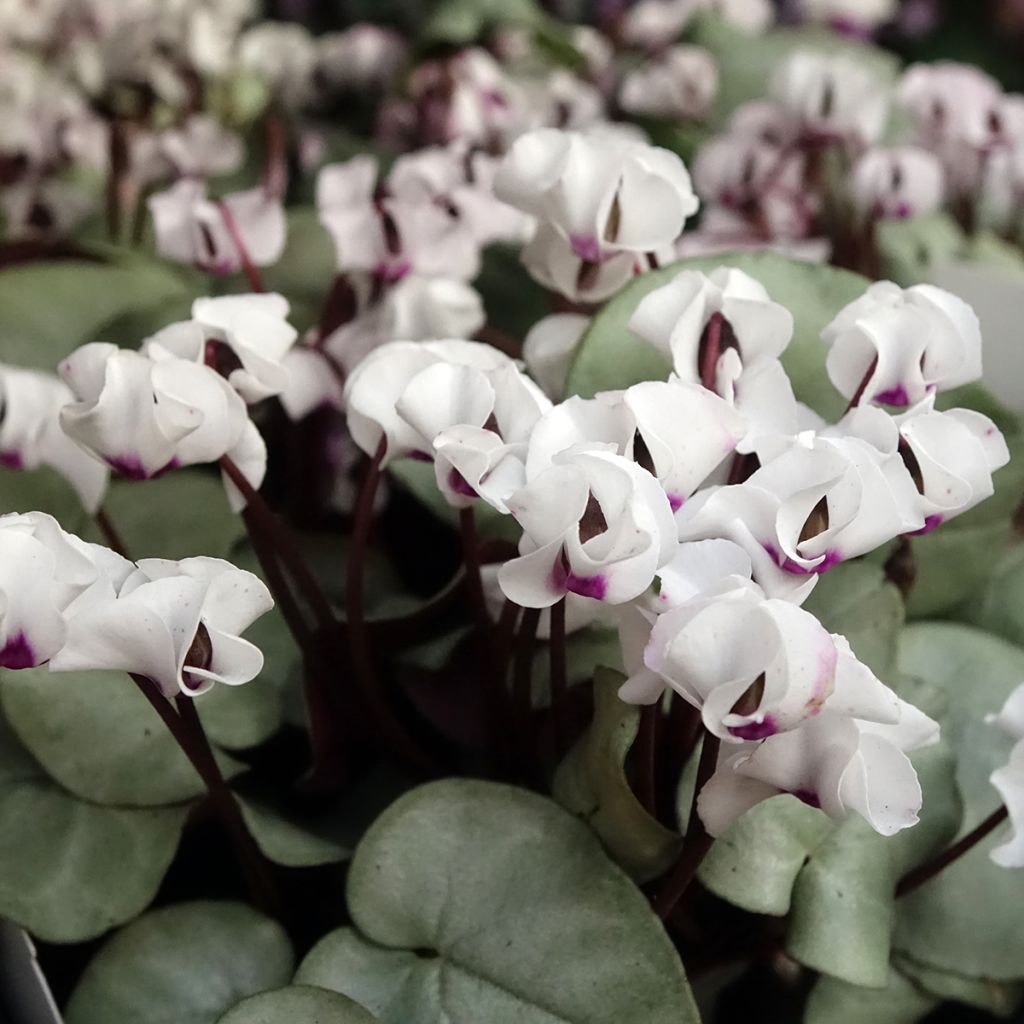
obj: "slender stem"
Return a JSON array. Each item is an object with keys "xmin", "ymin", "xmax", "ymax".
[
  {"xmin": 95, "ymin": 507, "xmax": 129, "ymax": 559},
  {"xmin": 896, "ymin": 806, "xmax": 1009, "ymax": 898},
  {"xmin": 106, "ymin": 118, "xmax": 130, "ymax": 243},
  {"xmin": 220, "ymin": 456, "xmax": 337, "ymax": 634},
  {"xmin": 490, "ymin": 598, "xmax": 521, "ymax": 775},
  {"xmin": 474, "ymin": 324, "xmax": 521, "ymax": 357},
  {"xmin": 635, "ymin": 703, "xmax": 659, "ymax": 817},
  {"xmin": 548, "ymin": 599, "xmax": 569, "ymax": 762},
  {"xmin": 845, "ymin": 355, "xmax": 878, "ymax": 413},
  {"xmin": 653, "ymin": 730, "xmax": 721, "ymax": 920},
  {"xmin": 458, "ymin": 508, "xmax": 489, "ymax": 633},
  {"xmin": 347, "ymin": 439, "xmax": 439, "ymax": 774},
  {"xmin": 128, "ymin": 674, "xmax": 281, "ymax": 916},
  {"xmin": 216, "ymin": 199, "xmax": 265, "ymax": 293},
  {"xmin": 513, "ymin": 607, "xmax": 542, "ymax": 774},
  {"xmin": 884, "ymin": 535, "xmax": 917, "ymax": 599}
]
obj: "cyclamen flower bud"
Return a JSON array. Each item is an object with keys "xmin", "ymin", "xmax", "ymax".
[
  {"xmin": 143, "ymin": 293, "xmax": 299, "ymax": 404},
  {"xmin": 499, "ymin": 447, "xmax": 676, "ymax": 608},
  {"xmin": 987, "ymin": 684, "xmax": 1024, "ymax": 867},
  {"xmin": 822, "ymin": 281, "xmax": 982, "ymax": 408},
  {"xmin": 49, "ymin": 556, "xmax": 273, "ymax": 698},
  {"xmin": 0, "ymin": 364, "xmax": 108, "ymax": 512},
  {"xmin": 58, "ymin": 343, "xmax": 265, "ymax": 510},
  {"xmin": 850, "ymin": 146, "xmax": 945, "ymax": 221},
  {"xmin": 495, "ymin": 128, "xmax": 699, "ymax": 301},
  {"xmin": 618, "ymin": 46, "xmax": 718, "ymax": 122},
  {"xmin": 148, "ymin": 181, "xmax": 286, "ymax": 276},
  {"xmin": 699, "ymin": 669, "xmax": 940, "ymax": 837},
  {"xmin": 0, "ymin": 512, "xmax": 127, "ymax": 669}
]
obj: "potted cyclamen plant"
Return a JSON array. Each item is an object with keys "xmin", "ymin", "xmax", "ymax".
[{"xmin": 4, "ymin": 1, "xmax": 1024, "ymax": 1023}]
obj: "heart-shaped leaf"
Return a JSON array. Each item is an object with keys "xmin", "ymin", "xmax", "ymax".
[
  {"xmin": 566, "ymin": 251, "xmax": 869, "ymax": 421},
  {"xmin": 65, "ymin": 901, "xmax": 294, "ymax": 1024},
  {"xmin": 218, "ymin": 986, "xmax": 379, "ymax": 1023},
  {"xmin": 552, "ymin": 668, "xmax": 681, "ymax": 882},
  {"xmin": 805, "ymin": 968, "xmax": 938, "ymax": 1024},
  {"xmin": 296, "ymin": 779, "xmax": 698, "ymax": 1023},
  {"xmin": 0, "ymin": 715, "xmax": 188, "ymax": 942},
  {"xmin": 237, "ymin": 796, "xmax": 350, "ymax": 868},
  {"xmin": 895, "ymin": 624, "xmax": 1024, "ymax": 980},
  {"xmin": 1, "ymin": 666, "xmax": 244, "ymax": 807},
  {"xmin": 893, "ymin": 952, "xmax": 1024, "ymax": 1017}
]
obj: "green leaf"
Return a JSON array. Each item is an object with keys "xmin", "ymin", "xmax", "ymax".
[
  {"xmin": 805, "ymin": 968, "xmax": 938, "ymax": 1024},
  {"xmin": 0, "ymin": 465, "xmax": 90, "ymax": 530},
  {"xmin": 476, "ymin": 244, "xmax": 554, "ymax": 344},
  {"xmin": 566, "ymin": 251, "xmax": 868, "ymax": 421},
  {"xmin": 80, "ymin": 470, "xmax": 246, "ymax": 562},
  {"xmin": 966, "ymin": 544, "xmax": 1024, "ymax": 649},
  {"xmin": 894, "ymin": 952, "xmax": 1024, "ymax": 1017},
  {"xmin": 697, "ymin": 795, "xmax": 832, "ymax": 916},
  {"xmin": 1, "ymin": 666, "xmax": 244, "ymax": 807},
  {"xmin": 895, "ymin": 624, "xmax": 1024, "ymax": 980},
  {"xmin": 296, "ymin": 779, "xmax": 699, "ymax": 1024},
  {"xmin": 552, "ymin": 668, "xmax": 681, "ymax": 882},
  {"xmin": 876, "ymin": 213, "xmax": 965, "ymax": 286},
  {"xmin": 218, "ymin": 986, "xmax": 380, "ymax": 1024},
  {"xmin": 198, "ymin": 677, "xmax": 284, "ymax": 752},
  {"xmin": 801, "ymin": 562, "xmax": 903, "ymax": 679},
  {"xmin": 238, "ymin": 797, "xmax": 350, "ymax": 868},
  {"xmin": 65, "ymin": 901, "xmax": 294, "ymax": 1024},
  {"xmin": 786, "ymin": 743, "xmax": 962, "ymax": 988},
  {"xmin": 0, "ymin": 258, "xmax": 190, "ymax": 371},
  {"xmin": 0, "ymin": 715, "xmax": 188, "ymax": 942}
]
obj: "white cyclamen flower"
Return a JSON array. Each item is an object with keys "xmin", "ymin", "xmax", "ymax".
[
  {"xmin": 58, "ymin": 343, "xmax": 265, "ymax": 510},
  {"xmin": 149, "ymin": 180, "xmax": 286, "ymax": 276},
  {"xmin": 236, "ymin": 22, "xmax": 317, "ymax": 110},
  {"xmin": 699, "ymin": 673, "xmax": 940, "ymax": 837},
  {"xmin": 899, "ymin": 62, "xmax": 1006, "ymax": 151},
  {"xmin": 143, "ymin": 293, "xmax": 299, "ymax": 404},
  {"xmin": 618, "ymin": 46, "xmax": 718, "ymax": 122},
  {"xmin": 499, "ymin": 447, "xmax": 676, "ymax": 608},
  {"xmin": 0, "ymin": 511, "xmax": 130, "ymax": 670},
  {"xmin": 0, "ymin": 364, "xmax": 108, "ymax": 512},
  {"xmin": 772, "ymin": 51, "xmax": 889, "ymax": 146},
  {"xmin": 850, "ymin": 147, "xmax": 945, "ymax": 221},
  {"xmin": 822, "ymin": 281, "xmax": 982, "ymax": 408},
  {"xmin": 522, "ymin": 314, "xmax": 591, "ymax": 401},
  {"xmin": 988, "ymin": 684, "xmax": 1024, "ymax": 867},
  {"xmin": 316, "ymin": 25, "xmax": 407, "ymax": 92},
  {"xmin": 50, "ymin": 556, "xmax": 273, "ymax": 698}
]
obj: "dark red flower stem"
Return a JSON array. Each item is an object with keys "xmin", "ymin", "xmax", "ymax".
[
  {"xmin": 94, "ymin": 507, "xmax": 129, "ymax": 558},
  {"xmin": 129, "ymin": 673, "xmax": 282, "ymax": 917},
  {"xmin": 216, "ymin": 199, "xmax": 265, "ymax": 293},
  {"xmin": 347, "ymin": 439, "xmax": 441, "ymax": 774},
  {"xmin": 653, "ymin": 730, "xmax": 721, "ymax": 920},
  {"xmin": 513, "ymin": 606, "xmax": 542, "ymax": 776},
  {"xmin": 845, "ymin": 355, "xmax": 879, "ymax": 413},
  {"xmin": 548, "ymin": 598, "xmax": 569, "ymax": 763},
  {"xmin": 896, "ymin": 805, "xmax": 1009, "ymax": 898}
]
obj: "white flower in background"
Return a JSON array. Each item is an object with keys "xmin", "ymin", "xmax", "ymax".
[
  {"xmin": 0, "ymin": 511, "xmax": 129, "ymax": 670},
  {"xmin": 619, "ymin": 46, "xmax": 718, "ymax": 122},
  {"xmin": 143, "ymin": 293, "xmax": 299, "ymax": 404},
  {"xmin": 525, "ymin": 381, "xmax": 745, "ymax": 511},
  {"xmin": 344, "ymin": 339, "xmax": 514, "ymax": 464},
  {"xmin": 383, "ymin": 275, "xmax": 486, "ymax": 344},
  {"xmin": 894, "ymin": 398, "xmax": 1009, "ymax": 531},
  {"xmin": 316, "ymin": 24, "xmax": 407, "ymax": 92},
  {"xmin": 236, "ymin": 21, "xmax": 317, "ymax": 110},
  {"xmin": 496, "ymin": 128, "xmax": 699, "ymax": 301},
  {"xmin": 523, "ymin": 313, "xmax": 590, "ymax": 400},
  {"xmin": 156, "ymin": 115, "xmax": 246, "ymax": 180},
  {"xmin": 822, "ymin": 281, "xmax": 982, "ymax": 407},
  {"xmin": 619, "ymin": 0, "xmax": 696, "ymax": 51},
  {"xmin": 700, "ymin": 0, "xmax": 774, "ymax": 33},
  {"xmin": 899, "ymin": 62, "xmax": 1006, "ymax": 151},
  {"xmin": 850, "ymin": 146, "xmax": 945, "ymax": 221},
  {"xmin": 149, "ymin": 180, "xmax": 286, "ymax": 276},
  {"xmin": 0, "ymin": 364, "xmax": 108, "ymax": 512},
  {"xmin": 499, "ymin": 447, "xmax": 676, "ymax": 607},
  {"xmin": 525, "ymin": 70, "xmax": 606, "ymax": 134},
  {"xmin": 316, "ymin": 155, "xmax": 480, "ymax": 283},
  {"xmin": 979, "ymin": 144, "xmax": 1024, "ymax": 236},
  {"xmin": 772, "ymin": 51, "xmax": 889, "ymax": 147},
  {"xmin": 699, "ymin": 677, "xmax": 939, "ymax": 836},
  {"xmin": 58, "ymin": 343, "xmax": 265, "ymax": 510},
  {"xmin": 50, "ymin": 556, "xmax": 273, "ymax": 698},
  {"xmin": 388, "ymin": 143, "xmax": 530, "ymax": 246},
  {"xmin": 410, "ymin": 48, "xmax": 524, "ymax": 149},
  {"xmin": 797, "ymin": 0, "xmax": 897, "ymax": 32},
  {"xmin": 988, "ymin": 684, "xmax": 1024, "ymax": 866}
]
